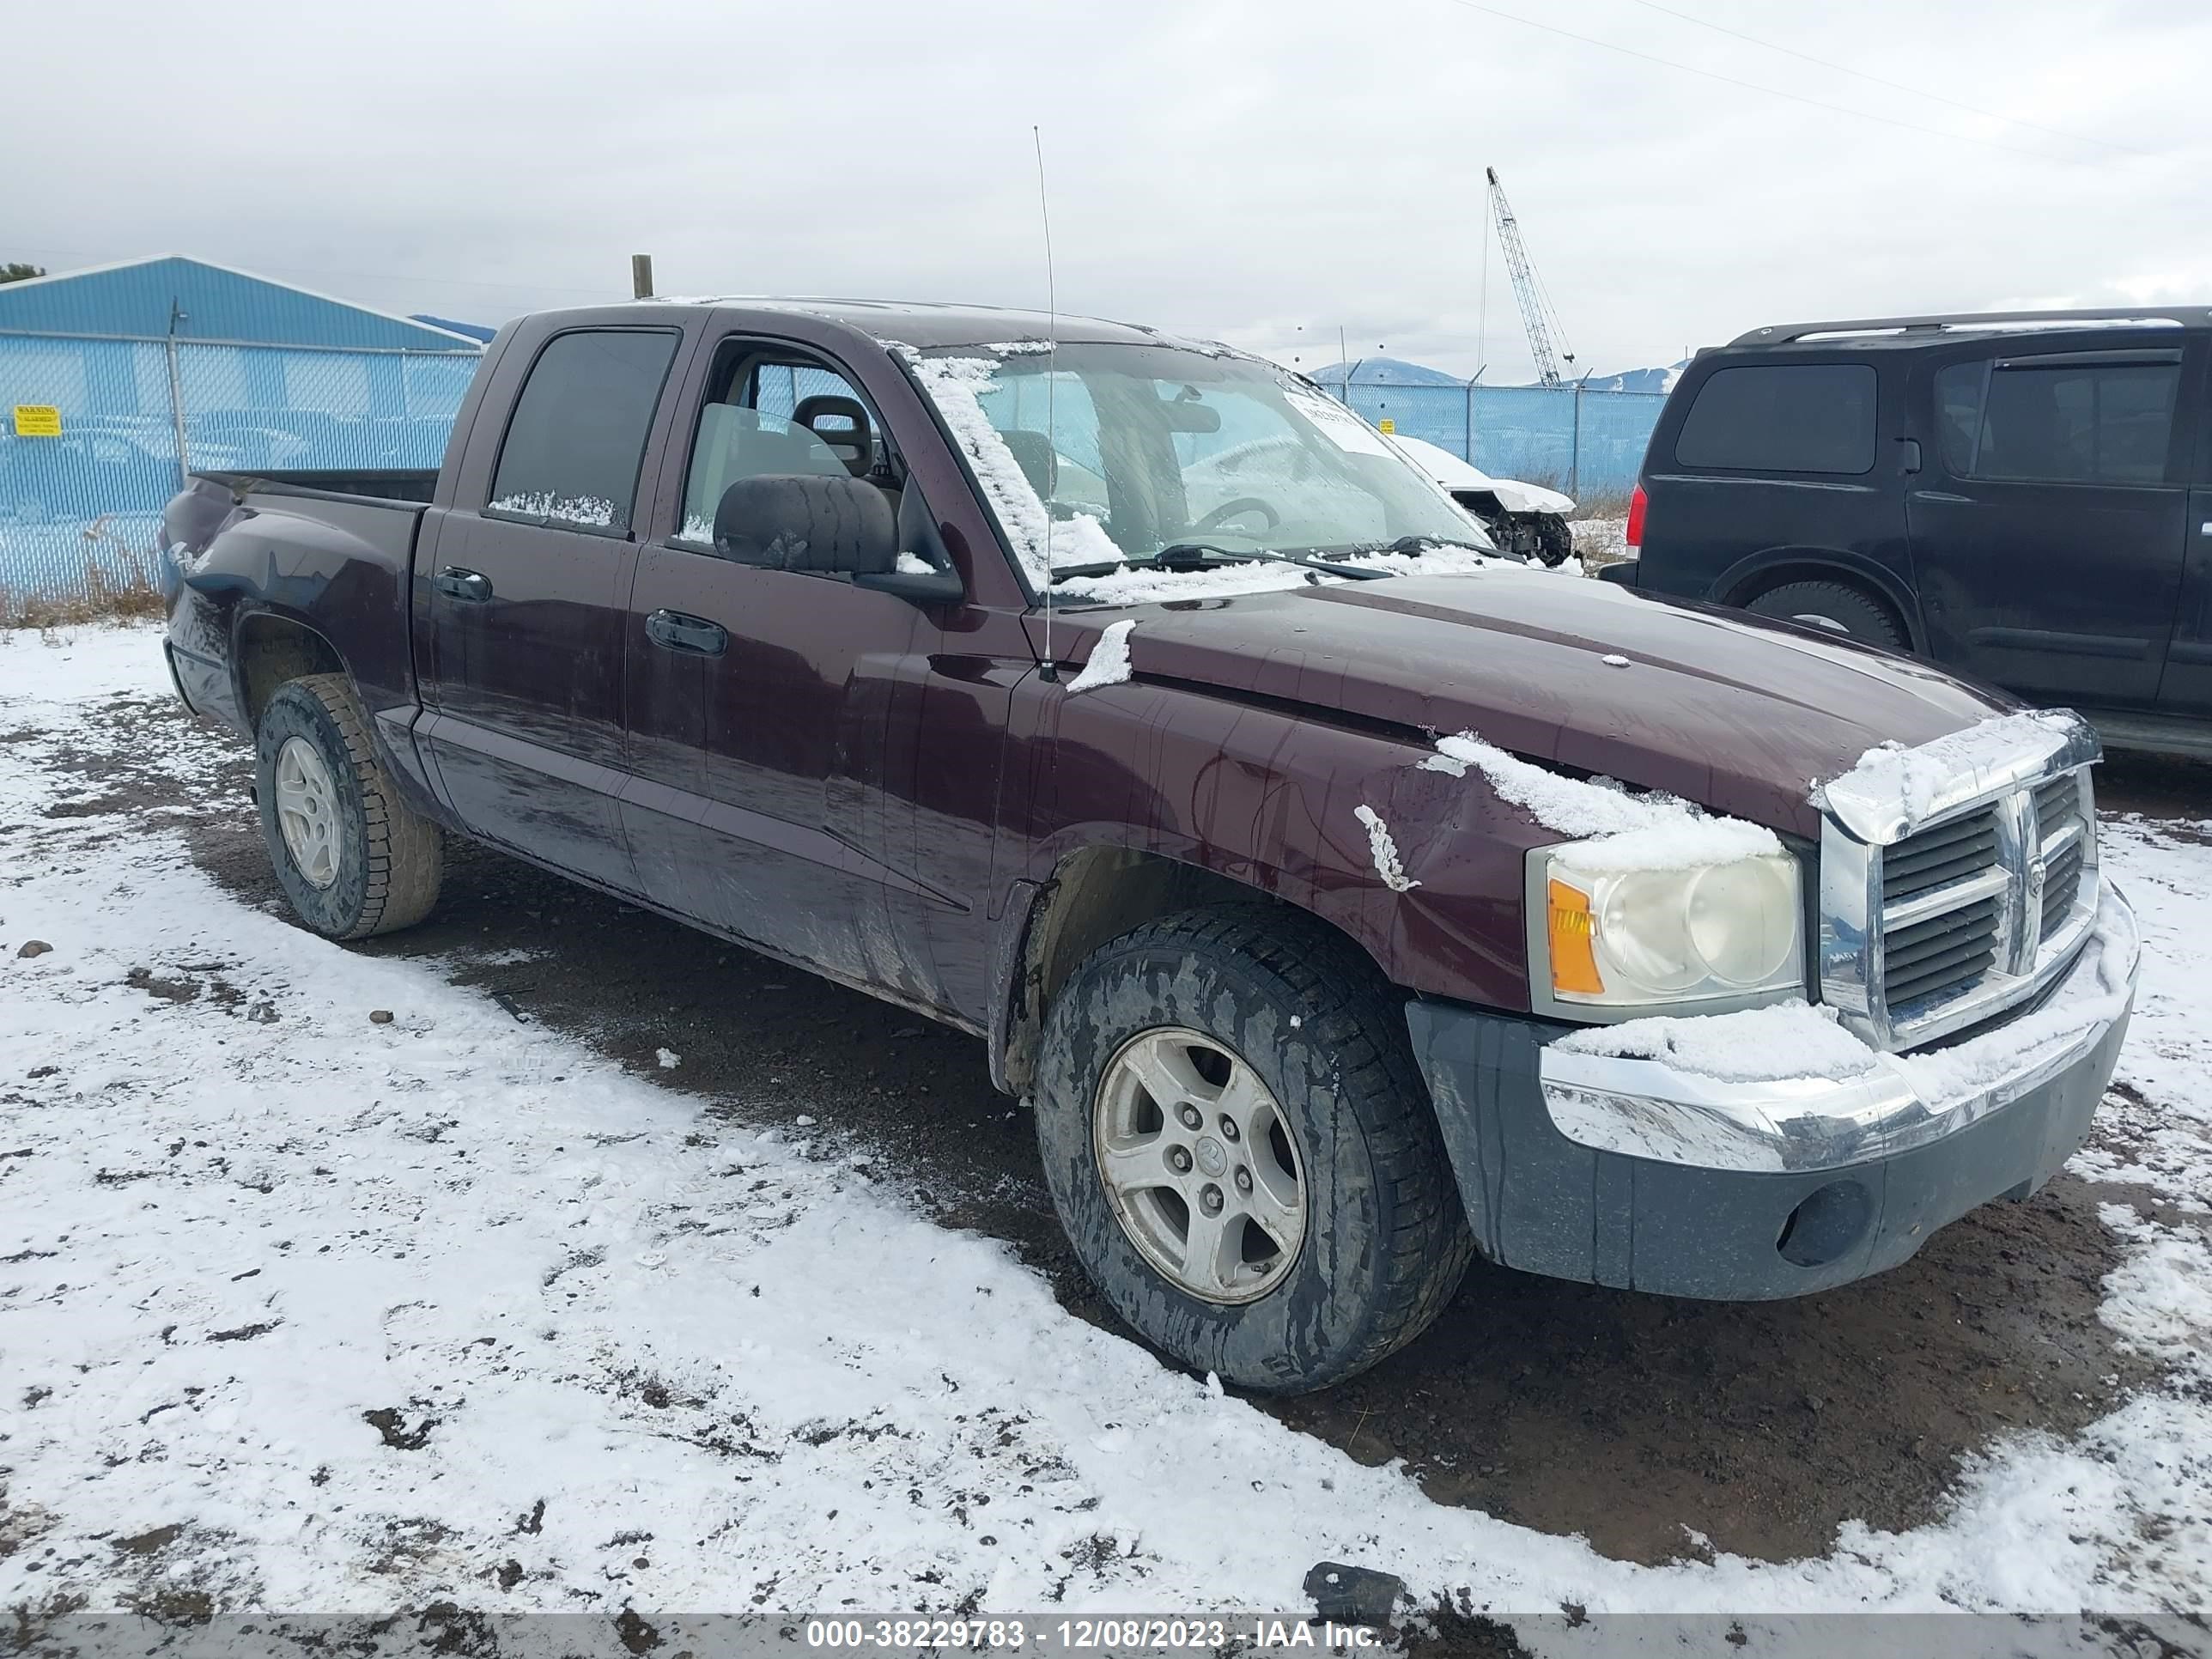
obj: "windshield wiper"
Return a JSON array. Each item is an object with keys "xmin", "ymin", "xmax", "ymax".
[
  {"xmin": 1148, "ymin": 543, "xmax": 1392, "ymax": 580},
  {"xmin": 1340, "ymin": 534, "xmax": 1496, "ymax": 558},
  {"xmin": 1046, "ymin": 541, "xmax": 1397, "ymax": 586}
]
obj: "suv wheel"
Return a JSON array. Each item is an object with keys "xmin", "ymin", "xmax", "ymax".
[
  {"xmin": 1746, "ymin": 580, "xmax": 1905, "ymax": 650},
  {"xmin": 255, "ymin": 674, "xmax": 443, "ymax": 939},
  {"xmin": 1032, "ymin": 904, "xmax": 1473, "ymax": 1394}
]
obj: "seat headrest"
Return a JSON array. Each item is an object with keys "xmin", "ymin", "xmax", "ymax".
[{"xmin": 791, "ymin": 394, "xmax": 874, "ymax": 479}]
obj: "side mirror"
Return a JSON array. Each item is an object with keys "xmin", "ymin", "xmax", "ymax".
[
  {"xmin": 854, "ymin": 563, "xmax": 965, "ymax": 605},
  {"xmin": 715, "ymin": 474, "xmax": 896, "ymax": 574}
]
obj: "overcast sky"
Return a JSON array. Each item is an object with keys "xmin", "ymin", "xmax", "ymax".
[{"xmin": 9, "ymin": 0, "xmax": 2209, "ymax": 380}]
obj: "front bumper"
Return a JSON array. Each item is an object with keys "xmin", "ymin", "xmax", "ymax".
[{"xmin": 1405, "ymin": 884, "xmax": 2138, "ymax": 1300}]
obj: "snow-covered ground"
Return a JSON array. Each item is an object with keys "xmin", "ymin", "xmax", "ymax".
[
  {"xmin": 1569, "ymin": 519, "xmax": 1629, "ymax": 569},
  {"xmin": 2, "ymin": 626, "xmax": 2209, "ymax": 1638}
]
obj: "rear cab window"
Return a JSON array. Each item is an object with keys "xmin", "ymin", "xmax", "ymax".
[
  {"xmin": 1933, "ymin": 350, "xmax": 2183, "ymax": 485},
  {"xmin": 1673, "ymin": 363, "xmax": 1878, "ymax": 474},
  {"xmin": 487, "ymin": 328, "xmax": 681, "ymax": 533}
]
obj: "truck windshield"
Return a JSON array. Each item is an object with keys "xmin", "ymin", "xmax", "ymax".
[{"xmin": 910, "ymin": 343, "xmax": 1491, "ymax": 590}]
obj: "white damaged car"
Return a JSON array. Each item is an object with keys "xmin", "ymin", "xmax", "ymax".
[{"xmin": 1383, "ymin": 431, "xmax": 1577, "ymax": 566}]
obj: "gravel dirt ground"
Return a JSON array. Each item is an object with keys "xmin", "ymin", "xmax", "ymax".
[{"xmin": 3, "ymin": 623, "xmax": 2209, "ymax": 1638}]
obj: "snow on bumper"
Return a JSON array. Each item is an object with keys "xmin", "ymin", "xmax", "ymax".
[
  {"xmin": 1539, "ymin": 881, "xmax": 2139, "ymax": 1176},
  {"xmin": 1404, "ymin": 883, "xmax": 2139, "ymax": 1300}
]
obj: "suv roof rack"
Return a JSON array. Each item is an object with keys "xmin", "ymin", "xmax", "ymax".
[{"xmin": 1730, "ymin": 307, "xmax": 2212, "ymax": 347}]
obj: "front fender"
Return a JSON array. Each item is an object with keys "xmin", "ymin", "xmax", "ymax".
[{"xmin": 1009, "ymin": 673, "xmax": 1547, "ymax": 1012}]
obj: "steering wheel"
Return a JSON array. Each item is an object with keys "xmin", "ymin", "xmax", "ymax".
[{"xmin": 1194, "ymin": 496, "xmax": 1281, "ymax": 535}]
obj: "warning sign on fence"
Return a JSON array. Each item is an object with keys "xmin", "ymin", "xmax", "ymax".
[{"xmin": 12, "ymin": 405, "xmax": 62, "ymax": 437}]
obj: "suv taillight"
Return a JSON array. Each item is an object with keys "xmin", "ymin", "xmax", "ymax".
[{"xmin": 1625, "ymin": 483, "xmax": 1647, "ymax": 551}]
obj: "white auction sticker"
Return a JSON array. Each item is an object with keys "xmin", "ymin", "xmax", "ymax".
[{"xmin": 1284, "ymin": 385, "xmax": 1392, "ymax": 457}]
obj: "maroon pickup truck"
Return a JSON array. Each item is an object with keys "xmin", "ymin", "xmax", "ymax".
[{"xmin": 159, "ymin": 300, "xmax": 2140, "ymax": 1393}]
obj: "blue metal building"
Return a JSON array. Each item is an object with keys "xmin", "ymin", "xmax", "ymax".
[
  {"xmin": 1, "ymin": 256, "xmax": 483, "ymax": 595},
  {"xmin": 0, "ymin": 255, "xmax": 480, "ymax": 350}
]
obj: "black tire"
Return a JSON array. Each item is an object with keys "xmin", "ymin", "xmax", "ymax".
[
  {"xmin": 254, "ymin": 674, "xmax": 443, "ymax": 939},
  {"xmin": 1745, "ymin": 580, "xmax": 1905, "ymax": 650},
  {"xmin": 1529, "ymin": 513, "xmax": 1574, "ymax": 568},
  {"xmin": 1032, "ymin": 904, "xmax": 1474, "ymax": 1394}
]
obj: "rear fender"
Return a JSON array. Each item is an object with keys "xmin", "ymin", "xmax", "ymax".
[{"xmin": 1713, "ymin": 546, "xmax": 1925, "ymax": 651}]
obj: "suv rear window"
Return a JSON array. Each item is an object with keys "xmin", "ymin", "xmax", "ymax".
[
  {"xmin": 1935, "ymin": 356, "xmax": 2179, "ymax": 486},
  {"xmin": 1673, "ymin": 364, "xmax": 1877, "ymax": 474}
]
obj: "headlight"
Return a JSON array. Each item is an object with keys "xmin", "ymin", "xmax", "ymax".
[{"xmin": 1530, "ymin": 846, "xmax": 1805, "ymax": 1016}]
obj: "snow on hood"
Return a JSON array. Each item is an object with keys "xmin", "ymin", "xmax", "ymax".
[
  {"xmin": 1069, "ymin": 563, "xmax": 2011, "ymax": 840},
  {"xmin": 1419, "ymin": 731, "xmax": 1781, "ymax": 872},
  {"xmin": 1385, "ymin": 433, "xmax": 1576, "ymax": 516}
]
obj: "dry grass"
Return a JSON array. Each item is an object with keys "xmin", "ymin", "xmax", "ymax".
[
  {"xmin": 2, "ymin": 523, "xmax": 169, "ymax": 630},
  {"xmin": 1571, "ymin": 486, "xmax": 1634, "ymax": 520}
]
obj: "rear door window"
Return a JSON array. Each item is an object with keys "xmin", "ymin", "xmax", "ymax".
[
  {"xmin": 1936, "ymin": 355, "xmax": 2180, "ymax": 485},
  {"xmin": 489, "ymin": 328, "xmax": 681, "ymax": 532},
  {"xmin": 1673, "ymin": 363, "xmax": 1877, "ymax": 474}
]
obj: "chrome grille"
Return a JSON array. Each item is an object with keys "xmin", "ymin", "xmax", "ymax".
[
  {"xmin": 1877, "ymin": 808, "xmax": 2006, "ymax": 1011},
  {"xmin": 2035, "ymin": 775, "xmax": 2087, "ymax": 940},
  {"xmin": 1881, "ymin": 808, "xmax": 2000, "ymax": 902},
  {"xmin": 1816, "ymin": 720, "xmax": 2101, "ymax": 1052}
]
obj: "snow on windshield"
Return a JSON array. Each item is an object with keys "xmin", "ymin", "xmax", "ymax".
[{"xmin": 904, "ymin": 353, "xmax": 1121, "ymax": 589}]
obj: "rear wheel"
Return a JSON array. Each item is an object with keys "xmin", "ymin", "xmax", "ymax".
[
  {"xmin": 1745, "ymin": 580, "xmax": 1905, "ymax": 650},
  {"xmin": 255, "ymin": 674, "xmax": 443, "ymax": 939},
  {"xmin": 1032, "ymin": 904, "xmax": 1473, "ymax": 1394}
]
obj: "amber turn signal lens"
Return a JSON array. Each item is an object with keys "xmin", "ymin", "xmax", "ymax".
[{"xmin": 1547, "ymin": 877, "xmax": 1605, "ymax": 996}]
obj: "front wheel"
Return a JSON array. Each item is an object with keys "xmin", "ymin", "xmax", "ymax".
[
  {"xmin": 1032, "ymin": 905, "xmax": 1473, "ymax": 1394},
  {"xmin": 255, "ymin": 674, "xmax": 443, "ymax": 939}
]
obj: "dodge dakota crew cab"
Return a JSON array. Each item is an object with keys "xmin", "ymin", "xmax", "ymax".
[{"xmin": 159, "ymin": 300, "xmax": 2141, "ymax": 1394}]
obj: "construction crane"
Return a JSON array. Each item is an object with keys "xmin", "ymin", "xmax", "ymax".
[{"xmin": 1486, "ymin": 167, "xmax": 1577, "ymax": 388}]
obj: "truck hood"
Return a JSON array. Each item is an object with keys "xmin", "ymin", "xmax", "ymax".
[{"xmin": 1077, "ymin": 565, "xmax": 2010, "ymax": 837}]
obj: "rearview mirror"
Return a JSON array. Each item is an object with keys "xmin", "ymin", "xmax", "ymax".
[{"xmin": 1157, "ymin": 398, "xmax": 1221, "ymax": 434}]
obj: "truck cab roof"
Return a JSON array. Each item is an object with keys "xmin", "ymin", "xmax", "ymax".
[{"xmin": 532, "ymin": 297, "xmax": 1221, "ymax": 356}]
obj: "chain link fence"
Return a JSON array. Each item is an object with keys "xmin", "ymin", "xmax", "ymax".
[
  {"xmin": 1314, "ymin": 378, "xmax": 1666, "ymax": 506},
  {"xmin": 2, "ymin": 329, "xmax": 1663, "ymax": 599},
  {"xmin": 1, "ymin": 331, "xmax": 481, "ymax": 598}
]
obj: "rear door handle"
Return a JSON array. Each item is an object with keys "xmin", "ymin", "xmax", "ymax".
[
  {"xmin": 645, "ymin": 609, "xmax": 728, "ymax": 656},
  {"xmin": 434, "ymin": 566, "xmax": 493, "ymax": 603}
]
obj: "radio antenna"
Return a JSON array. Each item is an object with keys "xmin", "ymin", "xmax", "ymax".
[{"xmin": 1033, "ymin": 122, "xmax": 1061, "ymax": 682}]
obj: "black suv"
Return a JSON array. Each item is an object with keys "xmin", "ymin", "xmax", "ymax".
[{"xmin": 1607, "ymin": 307, "xmax": 2212, "ymax": 757}]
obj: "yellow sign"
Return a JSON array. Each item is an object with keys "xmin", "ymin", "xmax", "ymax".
[
  {"xmin": 12, "ymin": 405, "xmax": 62, "ymax": 438},
  {"xmin": 1377, "ymin": 417, "xmax": 1395, "ymax": 434}
]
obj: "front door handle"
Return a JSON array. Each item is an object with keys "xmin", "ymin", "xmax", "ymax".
[
  {"xmin": 645, "ymin": 609, "xmax": 728, "ymax": 656},
  {"xmin": 434, "ymin": 566, "xmax": 493, "ymax": 603}
]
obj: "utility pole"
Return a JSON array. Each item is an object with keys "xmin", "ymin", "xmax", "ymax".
[
  {"xmin": 163, "ymin": 297, "xmax": 191, "ymax": 490},
  {"xmin": 631, "ymin": 254, "xmax": 654, "ymax": 301}
]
